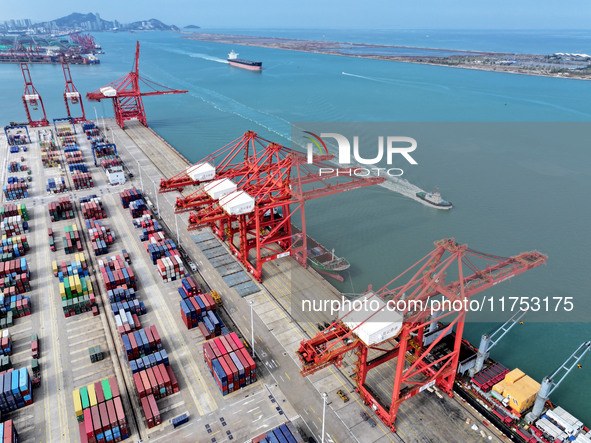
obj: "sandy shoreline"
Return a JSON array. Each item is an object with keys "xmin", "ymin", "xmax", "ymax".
[{"xmin": 184, "ymin": 33, "xmax": 591, "ymax": 81}]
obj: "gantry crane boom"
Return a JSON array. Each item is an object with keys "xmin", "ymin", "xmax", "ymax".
[
  {"xmin": 86, "ymin": 41, "xmax": 187, "ymax": 128},
  {"xmin": 160, "ymin": 131, "xmax": 385, "ymax": 280},
  {"xmin": 297, "ymin": 239, "xmax": 547, "ymax": 432},
  {"xmin": 20, "ymin": 63, "xmax": 49, "ymax": 127},
  {"xmin": 62, "ymin": 62, "xmax": 86, "ymax": 123}
]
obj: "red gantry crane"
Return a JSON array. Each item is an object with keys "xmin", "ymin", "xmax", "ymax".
[
  {"xmin": 62, "ymin": 62, "xmax": 86, "ymax": 123},
  {"xmin": 21, "ymin": 63, "xmax": 49, "ymax": 127},
  {"xmin": 296, "ymin": 239, "xmax": 547, "ymax": 432},
  {"xmin": 86, "ymin": 41, "xmax": 187, "ymax": 129},
  {"xmin": 159, "ymin": 131, "xmax": 385, "ymax": 281}
]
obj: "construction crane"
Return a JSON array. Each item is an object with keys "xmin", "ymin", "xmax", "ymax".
[
  {"xmin": 86, "ymin": 41, "xmax": 187, "ymax": 129},
  {"xmin": 468, "ymin": 309, "xmax": 527, "ymax": 377},
  {"xmin": 62, "ymin": 62, "xmax": 86, "ymax": 123},
  {"xmin": 526, "ymin": 340, "xmax": 590, "ymax": 423},
  {"xmin": 159, "ymin": 131, "xmax": 385, "ymax": 281},
  {"xmin": 296, "ymin": 239, "xmax": 547, "ymax": 432},
  {"xmin": 20, "ymin": 63, "xmax": 49, "ymax": 127}
]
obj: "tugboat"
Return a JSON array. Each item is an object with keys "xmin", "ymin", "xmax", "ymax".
[
  {"xmin": 227, "ymin": 50, "xmax": 262, "ymax": 71},
  {"xmin": 416, "ymin": 187, "xmax": 453, "ymax": 209}
]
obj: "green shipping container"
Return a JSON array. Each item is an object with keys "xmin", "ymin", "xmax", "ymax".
[
  {"xmin": 101, "ymin": 378, "xmax": 112, "ymax": 400},
  {"xmin": 80, "ymin": 386, "xmax": 89, "ymax": 410}
]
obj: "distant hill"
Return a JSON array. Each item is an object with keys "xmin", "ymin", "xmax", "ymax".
[
  {"xmin": 38, "ymin": 12, "xmax": 179, "ymax": 32},
  {"xmin": 184, "ymin": 25, "xmax": 200, "ymax": 29}
]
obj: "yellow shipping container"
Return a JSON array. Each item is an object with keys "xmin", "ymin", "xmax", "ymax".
[
  {"xmin": 72, "ymin": 224, "xmax": 77, "ymax": 231},
  {"xmin": 75, "ymin": 275, "xmax": 82, "ymax": 294},
  {"xmin": 52, "ymin": 260, "xmax": 58, "ymax": 274},
  {"xmin": 73, "ymin": 389, "xmax": 83, "ymax": 418},
  {"xmin": 504, "ymin": 368, "xmax": 525, "ymax": 385},
  {"xmin": 87, "ymin": 383, "xmax": 97, "ymax": 407},
  {"xmin": 86, "ymin": 278, "xmax": 93, "ymax": 293},
  {"xmin": 69, "ymin": 276, "xmax": 75, "ymax": 294},
  {"xmin": 59, "ymin": 282, "xmax": 66, "ymax": 299}
]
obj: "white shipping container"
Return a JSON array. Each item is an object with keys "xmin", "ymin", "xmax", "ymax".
[
  {"xmin": 220, "ymin": 190, "xmax": 255, "ymax": 215},
  {"xmin": 340, "ymin": 294, "xmax": 403, "ymax": 346},
  {"xmin": 187, "ymin": 163, "xmax": 215, "ymax": 182},
  {"xmin": 205, "ymin": 178, "xmax": 237, "ymax": 200},
  {"xmin": 574, "ymin": 432, "xmax": 591, "ymax": 443},
  {"xmin": 547, "ymin": 407, "xmax": 583, "ymax": 436}
]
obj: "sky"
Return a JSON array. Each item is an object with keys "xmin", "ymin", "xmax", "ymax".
[{"xmin": 2, "ymin": 0, "xmax": 590, "ymax": 30}]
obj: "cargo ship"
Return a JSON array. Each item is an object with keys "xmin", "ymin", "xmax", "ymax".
[
  {"xmin": 227, "ymin": 50, "xmax": 262, "ymax": 71},
  {"xmin": 416, "ymin": 187, "xmax": 453, "ymax": 209},
  {"xmin": 291, "ymin": 226, "xmax": 350, "ymax": 281}
]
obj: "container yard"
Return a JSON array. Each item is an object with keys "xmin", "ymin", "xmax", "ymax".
[{"xmin": 0, "ymin": 107, "xmax": 587, "ymax": 443}]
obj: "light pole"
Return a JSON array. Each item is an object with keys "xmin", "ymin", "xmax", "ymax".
[
  {"xmin": 174, "ymin": 213, "xmax": 180, "ymax": 244},
  {"xmin": 152, "ymin": 180, "xmax": 160, "ymax": 215},
  {"xmin": 248, "ymin": 300, "xmax": 255, "ymax": 358},
  {"xmin": 136, "ymin": 159, "xmax": 144, "ymax": 191},
  {"xmin": 321, "ymin": 392, "xmax": 328, "ymax": 443}
]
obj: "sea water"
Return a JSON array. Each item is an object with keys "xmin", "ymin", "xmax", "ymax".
[{"xmin": 0, "ymin": 29, "xmax": 589, "ymax": 423}]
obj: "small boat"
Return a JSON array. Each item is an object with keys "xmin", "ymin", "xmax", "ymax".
[{"xmin": 416, "ymin": 187, "xmax": 453, "ymax": 209}]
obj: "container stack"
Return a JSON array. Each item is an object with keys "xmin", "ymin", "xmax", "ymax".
[
  {"xmin": 129, "ymin": 349, "xmax": 169, "ymax": 374},
  {"xmin": 178, "ymin": 276, "xmax": 222, "ymax": 334},
  {"xmin": 80, "ymin": 197, "xmax": 107, "ymax": 220},
  {"xmin": 0, "ymin": 257, "xmax": 31, "ymax": 294},
  {"xmin": 0, "ymin": 292, "xmax": 31, "ymax": 319},
  {"xmin": 129, "ymin": 199, "xmax": 148, "ymax": 218},
  {"xmin": 133, "ymin": 363, "xmax": 176, "ymax": 401},
  {"xmin": 86, "ymin": 220, "xmax": 115, "ymax": 256},
  {"xmin": 54, "ymin": 255, "xmax": 95, "ymax": 317},
  {"xmin": 3, "ymin": 183, "xmax": 28, "ymax": 201},
  {"xmin": 1, "ymin": 203, "xmax": 28, "ymax": 221},
  {"xmin": 113, "ymin": 303, "xmax": 143, "ymax": 334},
  {"xmin": 72, "ymin": 172, "xmax": 94, "ymax": 190},
  {"xmin": 0, "ymin": 330, "xmax": 12, "ymax": 355},
  {"xmin": 143, "ymin": 232, "xmax": 186, "ymax": 281},
  {"xmin": 100, "ymin": 157, "xmax": 122, "ymax": 170},
  {"xmin": 203, "ymin": 333, "xmax": 257, "ymax": 395},
  {"xmin": 0, "ymin": 419, "xmax": 19, "ymax": 442},
  {"xmin": 0, "ymin": 235, "xmax": 29, "ymax": 262},
  {"xmin": 73, "ymin": 376, "xmax": 130, "ymax": 442},
  {"xmin": 8, "ymin": 133, "xmax": 28, "ymax": 145},
  {"xmin": 56, "ymin": 126, "xmax": 73, "ymax": 137},
  {"xmin": 48, "ymin": 197, "xmax": 75, "ymax": 222},
  {"xmin": 63, "ymin": 224, "xmax": 83, "ymax": 254},
  {"xmin": 7, "ymin": 162, "xmax": 26, "ymax": 172},
  {"xmin": 41, "ymin": 150, "xmax": 61, "ymax": 168},
  {"xmin": 47, "ymin": 177, "xmax": 68, "ymax": 193},
  {"xmin": 136, "ymin": 218, "xmax": 163, "ymax": 241},
  {"xmin": 98, "ymin": 255, "xmax": 137, "ymax": 292},
  {"xmin": 252, "ymin": 423, "xmax": 305, "ymax": 443},
  {"xmin": 1, "ymin": 215, "xmax": 28, "ymax": 236},
  {"xmin": 119, "ymin": 188, "xmax": 143, "ymax": 209},
  {"xmin": 0, "ymin": 367, "xmax": 33, "ymax": 412}
]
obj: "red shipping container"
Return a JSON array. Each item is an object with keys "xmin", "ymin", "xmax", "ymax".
[
  {"xmin": 95, "ymin": 381, "xmax": 105, "ymax": 404},
  {"xmin": 108, "ymin": 376, "xmax": 120, "ymax": 398},
  {"xmin": 145, "ymin": 367, "xmax": 158, "ymax": 398},
  {"xmin": 113, "ymin": 396, "xmax": 126, "ymax": 427},
  {"xmin": 229, "ymin": 332, "xmax": 245, "ymax": 350},
  {"xmin": 240, "ymin": 348, "xmax": 257, "ymax": 380},
  {"xmin": 219, "ymin": 336, "xmax": 234, "ymax": 353},
  {"xmin": 189, "ymin": 297, "xmax": 202, "ymax": 317},
  {"xmin": 84, "ymin": 408, "xmax": 94, "ymax": 439},
  {"xmin": 140, "ymin": 396, "xmax": 154, "ymax": 428},
  {"xmin": 213, "ymin": 337, "xmax": 228, "ymax": 356},
  {"xmin": 133, "ymin": 372, "xmax": 145, "ymax": 398},
  {"xmin": 166, "ymin": 366, "xmax": 179, "ymax": 393},
  {"xmin": 140, "ymin": 370, "xmax": 152, "ymax": 396},
  {"xmin": 99, "ymin": 402, "xmax": 110, "ymax": 432},
  {"xmin": 150, "ymin": 325, "xmax": 161, "ymax": 346},
  {"xmin": 144, "ymin": 327, "xmax": 155, "ymax": 349},
  {"xmin": 91, "ymin": 405, "xmax": 101, "ymax": 437},
  {"xmin": 202, "ymin": 292, "xmax": 216, "ymax": 310},
  {"xmin": 209, "ymin": 340, "xmax": 222, "ymax": 359},
  {"xmin": 157, "ymin": 364, "xmax": 172, "ymax": 395},
  {"xmin": 106, "ymin": 399, "xmax": 118, "ymax": 430},
  {"xmin": 223, "ymin": 354, "xmax": 239, "ymax": 389},
  {"xmin": 79, "ymin": 421, "xmax": 89, "ymax": 443},
  {"xmin": 153, "ymin": 365, "xmax": 164, "ymax": 393},
  {"xmin": 235, "ymin": 349, "xmax": 251, "ymax": 378},
  {"xmin": 148, "ymin": 394, "xmax": 161, "ymax": 426}
]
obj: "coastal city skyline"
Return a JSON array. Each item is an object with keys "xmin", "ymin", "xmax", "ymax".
[{"xmin": 1, "ymin": 0, "xmax": 591, "ymax": 30}]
